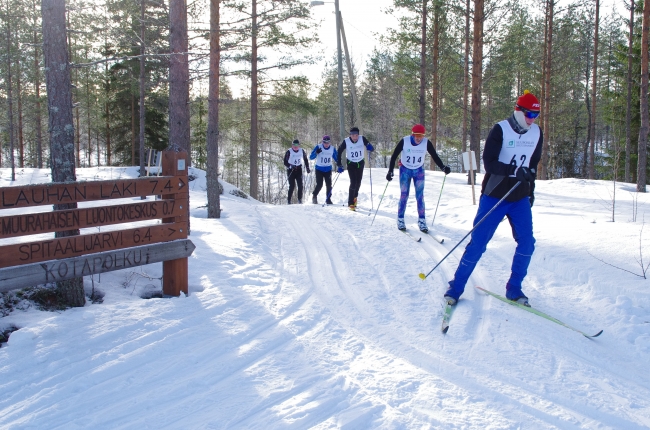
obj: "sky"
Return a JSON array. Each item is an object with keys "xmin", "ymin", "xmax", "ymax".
[
  {"xmin": 224, "ymin": 0, "xmax": 628, "ymax": 99},
  {"xmin": 226, "ymin": 0, "xmax": 397, "ymax": 98},
  {"xmin": 1, "ymin": 164, "xmax": 649, "ymax": 428}
]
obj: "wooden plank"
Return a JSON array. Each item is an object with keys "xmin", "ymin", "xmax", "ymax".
[
  {"xmin": 0, "ymin": 198, "xmax": 188, "ymax": 239},
  {"xmin": 0, "ymin": 176, "xmax": 188, "ymax": 209},
  {"xmin": 0, "ymin": 222, "xmax": 188, "ymax": 268},
  {"xmin": 0, "ymin": 239, "xmax": 196, "ymax": 293}
]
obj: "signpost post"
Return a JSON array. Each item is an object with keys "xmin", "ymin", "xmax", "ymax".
[{"xmin": 462, "ymin": 150, "xmax": 477, "ymax": 205}]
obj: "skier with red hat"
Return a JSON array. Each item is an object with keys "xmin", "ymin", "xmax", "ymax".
[
  {"xmin": 444, "ymin": 90, "xmax": 543, "ymax": 307},
  {"xmin": 386, "ymin": 124, "xmax": 451, "ymax": 232}
]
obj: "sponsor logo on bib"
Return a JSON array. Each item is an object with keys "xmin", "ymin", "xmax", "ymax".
[{"xmin": 507, "ymin": 140, "xmax": 515, "ymax": 148}]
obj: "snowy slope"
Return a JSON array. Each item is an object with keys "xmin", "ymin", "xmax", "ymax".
[{"xmin": 1, "ymin": 165, "xmax": 649, "ymax": 429}]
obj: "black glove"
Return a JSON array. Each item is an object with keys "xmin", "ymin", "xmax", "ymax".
[
  {"xmin": 515, "ymin": 166, "xmax": 534, "ymax": 183},
  {"xmin": 306, "ymin": 167, "xmax": 311, "ymax": 174},
  {"xmin": 316, "ymin": 147, "xmax": 322, "ymax": 154},
  {"xmin": 529, "ymin": 193, "xmax": 535, "ymax": 208},
  {"xmin": 443, "ymin": 165, "xmax": 451, "ymax": 175},
  {"xmin": 386, "ymin": 170, "xmax": 394, "ymax": 181}
]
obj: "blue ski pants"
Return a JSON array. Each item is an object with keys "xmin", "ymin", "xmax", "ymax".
[
  {"xmin": 398, "ymin": 165, "xmax": 426, "ymax": 219},
  {"xmin": 446, "ymin": 193, "xmax": 535, "ymax": 300}
]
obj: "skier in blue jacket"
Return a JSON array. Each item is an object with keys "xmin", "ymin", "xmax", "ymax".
[
  {"xmin": 444, "ymin": 90, "xmax": 543, "ymax": 307},
  {"xmin": 386, "ymin": 124, "xmax": 450, "ymax": 232},
  {"xmin": 310, "ymin": 135, "xmax": 338, "ymax": 204}
]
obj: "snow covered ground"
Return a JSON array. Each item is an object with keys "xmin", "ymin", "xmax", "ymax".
[{"xmin": 1, "ymin": 165, "xmax": 649, "ymax": 429}]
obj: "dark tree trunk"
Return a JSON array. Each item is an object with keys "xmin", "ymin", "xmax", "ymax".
[
  {"xmin": 418, "ymin": 0, "xmax": 427, "ymax": 125},
  {"xmin": 430, "ymin": 1, "xmax": 439, "ymax": 170},
  {"xmin": 17, "ymin": 60, "xmax": 24, "ymax": 169},
  {"xmin": 206, "ymin": 0, "xmax": 221, "ymax": 218},
  {"xmin": 5, "ymin": 3, "xmax": 16, "ymax": 180},
  {"xmin": 589, "ymin": 0, "xmax": 599, "ymax": 179},
  {"xmin": 462, "ymin": 0, "xmax": 470, "ymax": 173},
  {"xmin": 42, "ymin": 0, "xmax": 84, "ymax": 307},
  {"xmin": 469, "ymin": 0, "xmax": 484, "ymax": 173},
  {"xmin": 139, "ymin": 0, "xmax": 146, "ymax": 176},
  {"xmin": 250, "ymin": 0, "xmax": 259, "ymax": 199},
  {"xmin": 638, "ymin": 0, "xmax": 650, "ymax": 192},
  {"xmin": 131, "ymin": 93, "xmax": 135, "ymax": 166},
  {"xmin": 33, "ymin": 0, "xmax": 43, "ymax": 168},
  {"xmin": 626, "ymin": 0, "xmax": 634, "ymax": 183},
  {"xmin": 540, "ymin": 0, "xmax": 554, "ymax": 180},
  {"xmin": 169, "ymin": 0, "xmax": 190, "ymax": 161}
]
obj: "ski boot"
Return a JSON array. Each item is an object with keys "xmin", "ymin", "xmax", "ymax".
[
  {"xmin": 312, "ymin": 195, "xmax": 318, "ymax": 204},
  {"xmin": 418, "ymin": 218, "xmax": 428, "ymax": 233},
  {"xmin": 397, "ymin": 218, "xmax": 406, "ymax": 230}
]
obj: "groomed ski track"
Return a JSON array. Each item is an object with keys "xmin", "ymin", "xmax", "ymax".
[{"xmin": 1, "ymin": 167, "xmax": 649, "ymax": 429}]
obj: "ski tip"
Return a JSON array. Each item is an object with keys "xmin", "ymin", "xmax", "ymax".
[
  {"xmin": 418, "ymin": 273, "xmax": 426, "ymax": 280},
  {"xmin": 587, "ymin": 330, "xmax": 603, "ymax": 338},
  {"xmin": 442, "ymin": 326, "xmax": 449, "ymax": 334},
  {"xmin": 417, "ymin": 237, "xmax": 422, "ymax": 242}
]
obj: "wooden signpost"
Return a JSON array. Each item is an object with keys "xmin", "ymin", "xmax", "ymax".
[
  {"xmin": 0, "ymin": 145, "xmax": 193, "ymax": 296},
  {"xmin": 462, "ymin": 150, "xmax": 477, "ymax": 205}
]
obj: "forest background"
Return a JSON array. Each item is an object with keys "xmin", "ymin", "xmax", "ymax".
[{"xmin": 1, "ymin": 0, "xmax": 649, "ymax": 206}]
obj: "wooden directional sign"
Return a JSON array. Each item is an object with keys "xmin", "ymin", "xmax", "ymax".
[
  {"xmin": 0, "ymin": 198, "xmax": 187, "ymax": 239},
  {"xmin": 0, "ymin": 176, "xmax": 187, "ymax": 209},
  {"xmin": 0, "ymin": 222, "xmax": 188, "ymax": 268},
  {"xmin": 0, "ymin": 239, "xmax": 196, "ymax": 293}
]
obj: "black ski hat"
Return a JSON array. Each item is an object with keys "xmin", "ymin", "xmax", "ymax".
[
  {"xmin": 350, "ymin": 127, "xmax": 360, "ymax": 134},
  {"xmin": 292, "ymin": 139, "xmax": 300, "ymax": 145}
]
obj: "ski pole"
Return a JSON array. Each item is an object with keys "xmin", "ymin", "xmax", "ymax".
[
  {"xmin": 429, "ymin": 174, "xmax": 446, "ymax": 227},
  {"xmin": 368, "ymin": 152, "xmax": 374, "ymax": 213},
  {"xmin": 370, "ymin": 180, "xmax": 391, "ymax": 226},
  {"xmin": 322, "ymin": 172, "xmax": 341, "ymax": 207},
  {"xmin": 418, "ymin": 181, "xmax": 520, "ymax": 280}
]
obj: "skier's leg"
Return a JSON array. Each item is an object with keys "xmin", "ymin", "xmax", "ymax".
[
  {"xmin": 297, "ymin": 169, "xmax": 304, "ymax": 202},
  {"xmin": 446, "ymin": 195, "xmax": 510, "ymax": 300},
  {"xmin": 313, "ymin": 170, "xmax": 324, "ymax": 196},
  {"xmin": 324, "ymin": 170, "xmax": 332, "ymax": 197},
  {"xmin": 413, "ymin": 167, "xmax": 426, "ymax": 219},
  {"xmin": 504, "ymin": 197, "xmax": 535, "ymax": 300},
  {"xmin": 397, "ymin": 166, "xmax": 413, "ymax": 219},
  {"xmin": 287, "ymin": 171, "xmax": 295, "ymax": 203}
]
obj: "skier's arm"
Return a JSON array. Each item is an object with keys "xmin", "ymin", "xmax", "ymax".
[
  {"xmin": 337, "ymin": 141, "xmax": 347, "ymax": 167},
  {"xmin": 333, "ymin": 148, "xmax": 339, "ymax": 164},
  {"xmin": 528, "ymin": 129, "xmax": 544, "ymax": 180},
  {"xmin": 427, "ymin": 141, "xmax": 445, "ymax": 170},
  {"xmin": 309, "ymin": 145, "xmax": 319, "ymax": 160},
  {"xmin": 283, "ymin": 150, "xmax": 291, "ymax": 168},
  {"xmin": 302, "ymin": 150, "xmax": 309, "ymax": 166},
  {"xmin": 362, "ymin": 136, "xmax": 374, "ymax": 151},
  {"xmin": 388, "ymin": 140, "xmax": 405, "ymax": 171},
  {"xmin": 482, "ymin": 124, "xmax": 511, "ymax": 176}
]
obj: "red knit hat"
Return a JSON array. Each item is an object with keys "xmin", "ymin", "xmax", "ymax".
[
  {"xmin": 515, "ymin": 90, "xmax": 540, "ymax": 111},
  {"xmin": 411, "ymin": 124, "xmax": 426, "ymax": 135}
]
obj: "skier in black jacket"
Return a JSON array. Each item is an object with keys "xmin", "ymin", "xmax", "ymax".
[{"xmin": 444, "ymin": 90, "xmax": 543, "ymax": 307}]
